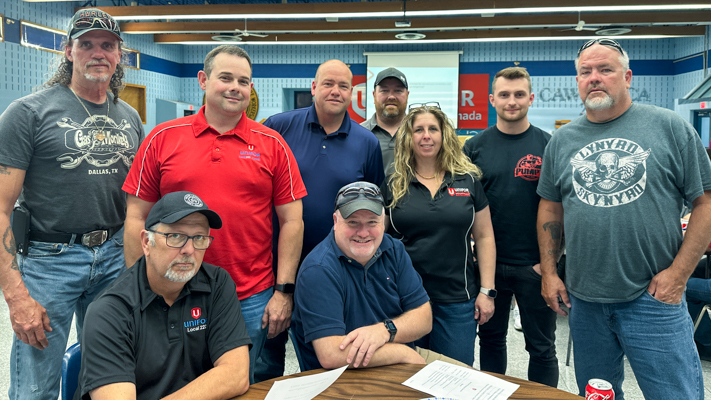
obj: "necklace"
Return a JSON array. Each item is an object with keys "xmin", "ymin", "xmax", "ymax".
[
  {"xmin": 415, "ymin": 170, "xmax": 438, "ymax": 180},
  {"xmin": 70, "ymin": 87, "xmax": 110, "ymax": 138}
]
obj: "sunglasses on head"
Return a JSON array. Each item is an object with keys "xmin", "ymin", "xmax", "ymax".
[
  {"xmin": 335, "ymin": 186, "xmax": 384, "ymax": 210},
  {"xmin": 407, "ymin": 102, "xmax": 441, "ymax": 112},
  {"xmin": 577, "ymin": 38, "xmax": 624, "ymax": 57}
]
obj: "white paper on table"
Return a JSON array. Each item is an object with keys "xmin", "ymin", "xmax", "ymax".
[
  {"xmin": 403, "ymin": 360, "xmax": 520, "ymax": 400},
  {"xmin": 264, "ymin": 365, "xmax": 347, "ymax": 400}
]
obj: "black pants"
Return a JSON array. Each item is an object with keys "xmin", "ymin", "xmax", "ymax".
[{"xmin": 477, "ymin": 262, "xmax": 559, "ymax": 387}]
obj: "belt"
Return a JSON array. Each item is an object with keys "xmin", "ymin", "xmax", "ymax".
[{"xmin": 28, "ymin": 225, "xmax": 122, "ymax": 247}]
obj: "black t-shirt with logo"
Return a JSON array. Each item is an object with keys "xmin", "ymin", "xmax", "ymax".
[
  {"xmin": 382, "ymin": 173, "xmax": 488, "ymax": 303},
  {"xmin": 463, "ymin": 124, "xmax": 551, "ymax": 266},
  {"xmin": 77, "ymin": 257, "xmax": 251, "ymax": 400}
]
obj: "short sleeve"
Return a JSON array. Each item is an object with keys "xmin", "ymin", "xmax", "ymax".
[
  {"xmin": 365, "ymin": 141, "xmax": 385, "ymax": 186},
  {"xmin": 295, "ymin": 263, "xmax": 347, "ymax": 343},
  {"xmin": 206, "ymin": 270, "xmax": 252, "ymax": 363},
  {"xmin": 78, "ymin": 298, "xmax": 137, "ymax": 398},
  {"xmin": 462, "ymin": 136, "xmax": 479, "ymax": 164},
  {"xmin": 537, "ymin": 136, "xmax": 562, "ymax": 202},
  {"xmin": 380, "ymin": 177, "xmax": 393, "ymax": 216},
  {"xmin": 0, "ymin": 100, "xmax": 35, "ymax": 170},
  {"xmin": 122, "ymin": 128, "xmax": 162, "ymax": 202},
  {"xmin": 270, "ymin": 136, "xmax": 307, "ymax": 207},
  {"xmin": 391, "ymin": 239, "xmax": 430, "ymax": 311},
  {"xmin": 470, "ymin": 175, "xmax": 489, "ymax": 211},
  {"xmin": 678, "ymin": 122, "xmax": 711, "ymax": 203}
]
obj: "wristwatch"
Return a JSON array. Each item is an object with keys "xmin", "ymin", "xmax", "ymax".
[
  {"xmin": 274, "ymin": 283, "xmax": 295, "ymax": 294},
  {"xmin": 480, "ymin": 287, "xmax": 497, "ymax": 298},
  {"xmin": 383, "ymin": 319, "xmax": 397, "ymax": 343}
]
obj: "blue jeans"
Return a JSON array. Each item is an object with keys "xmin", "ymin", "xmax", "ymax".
[
  {"xmin": 415, "ymin": 298, "xmax": 477, "ymax": 366},
  {"xmin": 10, "ymin": 230, "xmax": 125, "ymax": 400},
  {"xmin": 569, "ymin": 291, "xmax": 704, "ymax": 400},
  {"xmin": 239, "ymin": 288, "xmax": 270, "ymax": 384},
  {"xmin": 478, "ymin": 263, "xmax": 558, "ymax": 387}
]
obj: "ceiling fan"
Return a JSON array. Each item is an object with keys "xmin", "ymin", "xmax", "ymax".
[
  {"xmin": 561, "ymin": 13, "xmax": 601, "ymax": 32},
  {"xmin": 212, "ymin": 19, "xmax": 269, "ymax": 42}
]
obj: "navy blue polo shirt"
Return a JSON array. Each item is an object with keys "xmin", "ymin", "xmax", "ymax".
[
  {"xmin": 292, "ymin": 231, "xmax": 430, "ymax": 371},
  {"xmin": 264, "ymin": 105, "xmax": 384, "ymax": 260},
  {"xmin": 77, "ymin": 257, "xmax": 251, "ymax": 400},
  {"xmin": 381, "ymin": 172, "xmax": 488, "ymax": 303}
]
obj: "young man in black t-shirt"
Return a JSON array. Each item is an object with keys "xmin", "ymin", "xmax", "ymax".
[{"xmin": 463, "ymin": 67, "xmax": 558, "ymax": 387}]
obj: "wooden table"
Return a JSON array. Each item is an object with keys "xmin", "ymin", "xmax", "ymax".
[{"xmin": 234, "ymin": 363, "xmax": 582, "ymax": 399}]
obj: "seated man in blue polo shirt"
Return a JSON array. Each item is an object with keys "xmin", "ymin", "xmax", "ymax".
[
  {"xmin": 293, "ymin": 182, "xmax": 452, "ymax": 370},
  {"xmin": 77, "ymin": 191, "xmax": 251, "ymax": 400}
]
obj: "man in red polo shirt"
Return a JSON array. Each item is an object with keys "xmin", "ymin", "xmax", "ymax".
[{"xmin": 122, "ymin": 45, "xmax": 306, "ymax": 384}]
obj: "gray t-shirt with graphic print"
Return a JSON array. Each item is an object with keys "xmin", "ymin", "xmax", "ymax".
[
  {"xmin": 537, "ymin": 103, "xmax": 711, "ymax": 303},
  {"xmin": 0, "ymin": 85, "xmax": 144, "ymax": 234}
]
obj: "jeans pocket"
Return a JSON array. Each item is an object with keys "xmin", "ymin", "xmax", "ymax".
[
  {"xmin": 643, "ymin": 290, "xmax": 682, "ymax": 307},
  {"xmin": 26, "ymin": 241, "xmax": 65, "ymax": 258}
]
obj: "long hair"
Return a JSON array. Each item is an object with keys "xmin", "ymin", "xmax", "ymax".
[
  {"xmin": 43, "ymin": 38, "xmax": 125, "ymax": 104},
  {"xmin": 388, "ymin": 106, "xmax": 482, "ymax": 208}
]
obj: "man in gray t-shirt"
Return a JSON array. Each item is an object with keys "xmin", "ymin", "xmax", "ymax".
[
  {"xmin": 0, "ymin": 9, "xmax": 143, "ymax": 400},
  {"xmin": 537, "ymin": 39, "xmax": 711, "ymax": 400}
]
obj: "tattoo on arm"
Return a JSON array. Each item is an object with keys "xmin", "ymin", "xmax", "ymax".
[
  {"xmin": 0, "ymin": 165, "xmax": 10, "ymax": 175},
  {"xmin": 542, "ymin": 221, "xmax": 563, "ymax": 258},
  {"xmin": 3, "ymin": 226, "xmax": 19, "ymax": 271}
]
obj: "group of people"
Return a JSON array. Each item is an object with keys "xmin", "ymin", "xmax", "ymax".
[{"xmin": 0, "ymin": 7, "xmax": 709, "ymax": 400}]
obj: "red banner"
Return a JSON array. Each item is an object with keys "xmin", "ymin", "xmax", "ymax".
[
  {"xmin": 348, "ymin": 75, "xmax": 366, "ymax": 123},
  {"xmin": 458, "ymin": 74, "xmax": 489, "ymax": 129}
]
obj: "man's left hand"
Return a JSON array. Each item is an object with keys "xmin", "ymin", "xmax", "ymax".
[
  {"xmin": 261, "ymin": 291, "xmax": 293, "ymax": 339},
  {"xmin": 475, "ymin": 293, "xmax": 495, "ymax": 325},
  {"xmin": 648, "ymin": 267, "xmax": 687, "ymax": 304},
  {"xmin": 339, "ymin": 324, "xmax": 389, "ymax": 368}
]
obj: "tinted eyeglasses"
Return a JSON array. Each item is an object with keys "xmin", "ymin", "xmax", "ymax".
[
  {"xmin": 334, "ymin": 186, "xmax": 385, "ymax": 210},
  {"xmin": 70, "ymin": 15, "xmax": 120, "ymax": 36},
  {"xmin": 148, "ymin": 230, "xmax": 214, "ymax": 250},
  {"xmin": 577, "ymin": 38, "xmax": 624, "ymax": 57},
  {"xmin": 408, "ymin": 102, "xmax": 441, "ymax": 112}
]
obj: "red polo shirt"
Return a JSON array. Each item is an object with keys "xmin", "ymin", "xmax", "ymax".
[{"xmin": 123, "ymin": 107, "xmax": 307, "ymax": 299}]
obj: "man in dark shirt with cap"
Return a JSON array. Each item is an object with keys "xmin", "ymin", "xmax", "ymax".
[
  {"xmin": 361, "ymin": 67, "xmax": 410, "ymax": 175},
  {"xmin": 77, "ymin": 191, "xmax": 251, "ymax": 400}
]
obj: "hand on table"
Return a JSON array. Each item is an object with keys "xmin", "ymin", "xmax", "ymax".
[{"xmin": 339, "ymin": 324, "xmax": 389, "ymax": 368}]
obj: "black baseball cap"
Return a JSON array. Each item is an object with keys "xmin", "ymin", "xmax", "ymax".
[
  {"xmin": 67, "ymin": 8, "xmax": 122, "ymax": 41},
  {"xmin": 374, "ymin": 67, "xmax": 408, "ymax": 89},
  {"xmin": 145, "ymin": 191, "xmax": 222, "ymax": 229},
  {"xmin": 334, "ymin": 182, "xmax": 385, "ymax": 218}
]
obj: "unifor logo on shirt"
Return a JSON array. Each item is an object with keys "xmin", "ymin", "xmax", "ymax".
[
  {"xmin": 514, "ymin": 154, "xmax": 543, "ymax": 181},
  {"xmin": 55, "ymin": 116, "xmax": 137, "ymax": 170},
  {"xmin": 569, "ymin": 138, "xmax": 651, "ymax": 207},
  {"xmin": 185, "ymin": 307, "xmax": 207, "ymax": 332},
  {"xmin": 448, "ymin": 188, "xmax": 470, "ymax": 197}
]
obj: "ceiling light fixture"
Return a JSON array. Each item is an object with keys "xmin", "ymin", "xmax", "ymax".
[{"xmin": 395, "ymin": 32, "xmax": 426, "ymax": 40}]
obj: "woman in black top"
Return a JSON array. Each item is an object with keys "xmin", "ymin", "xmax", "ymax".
[{"xmin": 381, "ymin": 104, "xmax": 496, "ymax": 366}]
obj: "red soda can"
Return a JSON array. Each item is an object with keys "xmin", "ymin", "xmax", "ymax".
[{"xmin": 585, "ymin": 379, "xmax": 615, "ymax": 400}]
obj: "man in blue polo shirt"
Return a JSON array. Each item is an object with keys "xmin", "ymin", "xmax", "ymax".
[
  {"xmin": 292, "ymin": 182, "xmax": 432, "ymax": 370},
  {"xmin": 256, "ymin": 59, "xmax": 384, "ymax": 379}
]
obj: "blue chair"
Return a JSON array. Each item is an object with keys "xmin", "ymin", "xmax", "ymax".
[{"xmin": 61, "ymin": 343, "xmax": 81, "ymax": 400}]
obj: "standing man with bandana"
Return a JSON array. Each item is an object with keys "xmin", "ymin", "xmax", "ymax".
[{"xmin": 0, "ymin": 8, "xmax": 143, "ymax": 400}]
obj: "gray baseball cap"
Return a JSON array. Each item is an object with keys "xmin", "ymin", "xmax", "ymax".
[
  {"xmin": 67, "ymin": 8, "xmax": 122, "ymax": 41},
  {"xmin": 374, "ymin": 67, "xmax": 408, "ymax": 89},
  {"xmin": 334, "ymin": 182, "xmax": 385, "ymax": 218}
]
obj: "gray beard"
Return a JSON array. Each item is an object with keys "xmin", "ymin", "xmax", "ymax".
[
  {"xmin": 84, "ymin": 72, "xmax": 110, "ymax": 83},
  {"xmin": 585, "ymin": 94, "xmax": 614, "ymax": 111}
]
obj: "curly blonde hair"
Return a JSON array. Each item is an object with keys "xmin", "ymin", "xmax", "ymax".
[{"xmin": 388, "ymin": 106, "xmax": 481, "ymax": 207}]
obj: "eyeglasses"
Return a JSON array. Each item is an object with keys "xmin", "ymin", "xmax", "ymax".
[
  {"xmin": 407, "ymin": 102, "xmax": 441, "ymax": 112},
  {"xmin": 148, "ymin": 230, "xmax": 214, "ymax": 250},
  {"xmin": 577, "ymin": 38, "xmax": 625, "ymax": 57},
  {"xmin": 71, "ymin": 16, "xmax": 120, "ymax": 36},
  {"xmin": 335, "ymin": 185, "xmax": 384, "ymax": 210}
]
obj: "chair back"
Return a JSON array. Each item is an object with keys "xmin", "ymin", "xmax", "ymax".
[{"xmin": 61, "ymin": 342, "xmax": 81, "ymax": 400}]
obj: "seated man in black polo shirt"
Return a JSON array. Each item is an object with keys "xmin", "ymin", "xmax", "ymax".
[{"xmin": 77, "ymin": 191, "xmax": 251, "ymax": 400}]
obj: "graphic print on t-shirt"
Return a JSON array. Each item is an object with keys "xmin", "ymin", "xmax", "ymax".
[
  {"xmin": 514, "ymin": 154, "xmax": 543, "ymax": 181},
  {"xmin": 570, "ymin": 138, "xmax": 651, "ymax": 207},
  {"xmin": 55, "ymin": 115, "xmax": 138, "ymax": 170}
]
